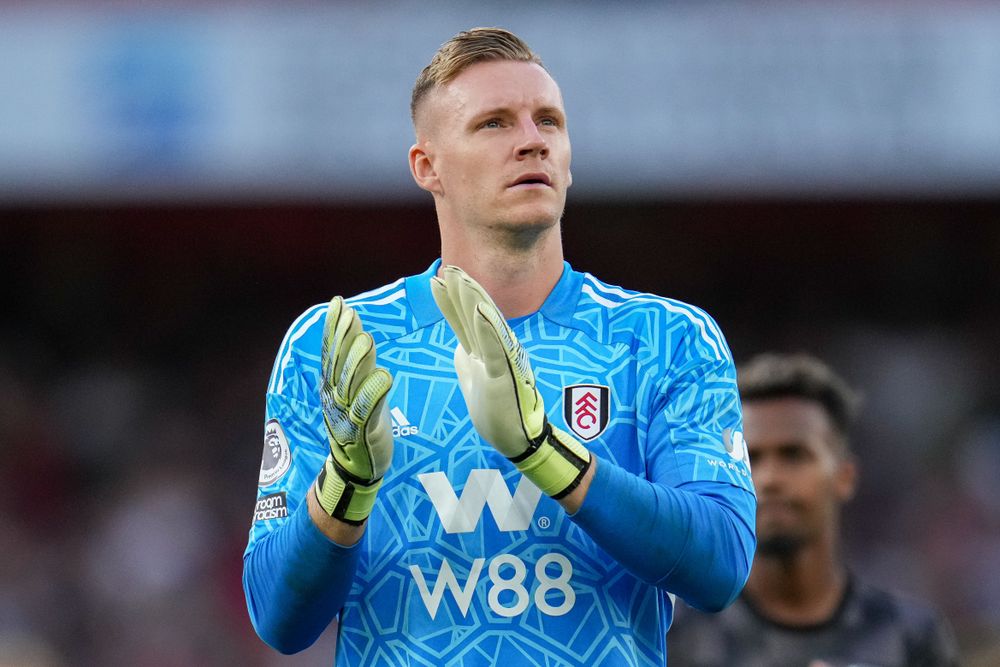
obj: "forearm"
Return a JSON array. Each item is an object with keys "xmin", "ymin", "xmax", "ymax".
[
  {"xmin": 555, "ymin": 456, "xmax": 596, "ymax": 514},
  {"xmin": 570, "ymin": 456, "xmax": 755, "ymax": 612},
  {"xmin": 243, "ymin": 498, "xmax": 361, "ymax": 654},
  {"xmin": 307, "ymin": 484, "xmax": 367, "ymax": 546}
]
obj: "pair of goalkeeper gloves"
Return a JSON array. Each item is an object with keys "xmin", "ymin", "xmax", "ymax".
[{"xmin": 314, "ymin": 266, "xmax": 593, "ymax": 525}]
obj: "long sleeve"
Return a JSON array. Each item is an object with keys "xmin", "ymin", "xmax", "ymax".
[
  {"xmin": 244, "ymin": 269, "xmax": 756, "ymax": 665},
  {"xmin": 571, "ymin": 459, "xmax": 755, "ymax": 611},
  {"xmin": 243, "ymin": 303, "xmax": 357, "ymax": 654},
  {"xmin": 243, "ymin": 499, "xmax": 360, "ymax": 654},
  {"xmin": 570, "ymin": 302, "xmax": 756, "ymax": 612}
]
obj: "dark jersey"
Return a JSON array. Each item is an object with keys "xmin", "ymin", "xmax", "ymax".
[{"xmin": 667, "ymin": 576, "xmax": 959, "ymax": 667}]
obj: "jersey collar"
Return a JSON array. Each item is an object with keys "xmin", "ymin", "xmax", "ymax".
[{"xmin": 406, "ymin": 259, "xmax": 583, "ymax": 330}]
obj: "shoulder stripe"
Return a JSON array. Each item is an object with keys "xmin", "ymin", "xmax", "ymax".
[
  {"xmin": 269, "ymin": 304, "xmax": 327, "ymax": 395},
  {"xmin": 268, "ymin": 281, "xmax": 408, "ymax": 395},
  {"xmin": 346, "ymin": 278, "xmax": 405, "ymax": 303},
  {"xmin": 581, "ymin": 277, "xmax": 729, "ymax": 363},
  {"xmin": 580, "ymin": 282, "xmax": 618, "ymax": 309},
  {"xmin": 346, "ymin": 287, "xmax": 406, "ymax": 307}
]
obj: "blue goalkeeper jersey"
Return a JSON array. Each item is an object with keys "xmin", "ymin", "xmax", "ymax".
[{"xmin": 244, "ymin": 260, "xmax": 756, "ymax": 666}]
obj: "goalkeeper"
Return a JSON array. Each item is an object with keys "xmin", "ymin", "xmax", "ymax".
[{"xmin": 244, "ymin": 27, "xmax": 755, "ymax": 666}]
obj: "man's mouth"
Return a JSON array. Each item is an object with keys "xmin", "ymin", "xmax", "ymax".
[
  {"xmin": 509, "ymin": 173, "xmax": 552, "ymax": 188},
  {"xmin": 756, "ymin": 498, "xmax": 799, "ymax": 515}
]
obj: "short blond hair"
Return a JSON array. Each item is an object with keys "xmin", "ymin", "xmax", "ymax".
[{"xmin": 410, "ymin": 27, "xmax": 544, "ymax": 126}]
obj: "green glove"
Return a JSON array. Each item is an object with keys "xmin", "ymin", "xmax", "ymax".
[
  {"xmin": 313, "ymin": 296, "xmax": 394, "ymax": 524},
  {"xmin": 431, "ymin": 266, "xmax": 592, "ymax": 499}
]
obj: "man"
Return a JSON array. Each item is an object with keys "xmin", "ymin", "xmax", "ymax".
[
  {"xmin": 243, "ymin": 28, "xmax": 755, "ymax": 666},
  {"xmin": 667, "ymin": 352, "xmax": 959, "ymax": 667}
]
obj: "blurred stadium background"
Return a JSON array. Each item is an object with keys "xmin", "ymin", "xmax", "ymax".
[{"xmin": 2, "ymin": 2, "xmax": 999, "ymax": 665}]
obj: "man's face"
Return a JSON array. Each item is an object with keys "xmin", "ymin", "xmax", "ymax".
[
  {"xmin": 744, "ymin": 397, "xmax": 856, "ymax": 557},
  {"xmin": 414, "ymin": 59, "xmax": 572, "ymax": 232}
]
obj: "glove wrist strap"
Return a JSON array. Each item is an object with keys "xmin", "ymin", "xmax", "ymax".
[
  {"xmin": 314, "ymin": 456, "xmax": 382, "ymax": 525},
  {"xmin": 511, "ymin": 420, "xmax": 592, "ymax": 499}
]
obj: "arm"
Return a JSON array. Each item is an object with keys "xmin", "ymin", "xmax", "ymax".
[
  {"xmin": 557, "ymin": 454, "xmax": 754, "ymax": 610},
  {"xmin": 572, "ymin": 344, "xmax": 757, "ymax": 611},
  {"xmin": 431, "ymin": 266, "xmax": 756, "ymax": 611},
  {"xmin": 571, "ymin": 462, "xmax": 755, "ymax": 611},
  {"xmin": 244, "ymin": 499, "xmax": 361, "ymax": 654},
  {"xmin": 243, "ymin": 297, "xmax": 394, "ymax": 653},
  {"xmin": 243, "ymin": 424, "xmax": 372, "ymax": 654}
]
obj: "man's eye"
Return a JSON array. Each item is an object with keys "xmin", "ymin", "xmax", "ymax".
[
  {"xmin": 782, "ymin": 448, "xmax": 807, "ymax": 462},
  {"xmin": 482, "ymin": 119, "xmax": 502, "ymax": 129},
  {"xmin": 539, "ymin": 117, "xmax": 558, "ymax": 127}
]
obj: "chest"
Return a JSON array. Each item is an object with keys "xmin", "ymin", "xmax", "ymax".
[{"xmin": 376, "ymin": 325, "xmax": 643, "ymax": 484}]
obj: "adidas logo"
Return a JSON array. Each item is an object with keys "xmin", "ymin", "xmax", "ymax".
[{"xmin": 391, "ymin": 407, "xmax": 419, "ymax": 437}]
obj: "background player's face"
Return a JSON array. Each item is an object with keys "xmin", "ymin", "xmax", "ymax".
[
  {"xmin": 419, "ymin": 60, "xmax": 572, "ymax": 233},
  {"xmin": 744, "ymin": 397, "xmax": 856, "ymax": 556}
]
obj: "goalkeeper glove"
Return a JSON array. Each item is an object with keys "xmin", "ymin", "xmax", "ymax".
[
  {"xmin": 431, "ymin": 266, "xmax": 592, "ymax": 499},
  {"xmin": 313, "ymin": 296, "xmax": 394, "ymax": 524}
]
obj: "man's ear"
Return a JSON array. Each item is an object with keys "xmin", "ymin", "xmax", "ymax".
[
  {"xmin": 834, "ymin": 453, "xmax": 858, "ymax": 503},
  {"xmin": 409, "ymin": 142, "xmax": 442, "ymax": 195}
]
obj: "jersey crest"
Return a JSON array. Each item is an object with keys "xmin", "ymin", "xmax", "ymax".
[{"xmin": 563, "ymin": 384, "xmax": 610, "ymax": 441}]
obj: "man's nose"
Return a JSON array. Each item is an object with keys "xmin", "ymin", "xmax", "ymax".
[
  {"xmin": 515, "ymin": 118, "xmax": 548, "ymax": 159},
  {"xmin": 750, "ymin": 457, "xmax": 780, "ymax": 493}
]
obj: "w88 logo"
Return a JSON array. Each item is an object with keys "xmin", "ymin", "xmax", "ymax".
[{"xmin": 409, "ymin": 553, "xmax": 575, "ymax": 619}]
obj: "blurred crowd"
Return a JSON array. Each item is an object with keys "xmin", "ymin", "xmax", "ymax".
[
  {"xmin": 1, "ymin": 214, "xmax": 998, "ymax": 666},
  {"xmin": 0, "ymin": 333, "xmax": 270, "ymax": 665}
]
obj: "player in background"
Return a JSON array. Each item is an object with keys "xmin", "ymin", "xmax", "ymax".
[
  {"xmin": 243, "ymin": 28, "xmax": 756, "ymax": 666},
  {"xmin": 667, "ymin": 352, "xmax": 959, "ymax": 667}
]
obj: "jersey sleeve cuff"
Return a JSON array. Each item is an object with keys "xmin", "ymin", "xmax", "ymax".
[{"xmin": 292, "ymin": 496, "xmax": 364, "ymax": 553}]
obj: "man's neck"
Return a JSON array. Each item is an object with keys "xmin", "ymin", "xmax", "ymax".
[
  {"xmin": 440, "ymin": 221, "xmax": 565, "ymax": 318},
  {"xmin": 743, "ymin": 541, "xmax": 848, "ymax": 627}
]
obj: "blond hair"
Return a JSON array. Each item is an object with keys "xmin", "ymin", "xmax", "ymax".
[{"xmin": 410, "ymin": 28, "xmax": 544, "ymax": 126}]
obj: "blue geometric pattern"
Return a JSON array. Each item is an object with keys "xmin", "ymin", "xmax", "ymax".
[{"xmin": 246, "ymin": 260, "xmax": 752, "ymax": 666}]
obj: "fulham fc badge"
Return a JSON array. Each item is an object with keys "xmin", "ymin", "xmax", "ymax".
[{"xmin": 563, "ymin": 384, "xmax": 610, "ymax": 442}]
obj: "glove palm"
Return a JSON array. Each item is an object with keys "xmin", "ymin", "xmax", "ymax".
[
  {"xmin": 431, "ymin": 266, "xmax": 591, "ymax": 498},
  {"xmin": 314, "ymin": 296, "xmax": 394, "ymax": 524}
]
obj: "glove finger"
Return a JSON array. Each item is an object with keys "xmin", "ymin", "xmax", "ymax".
[
  {"xmin": 321, "ymin": 297, "xmax": 345, "ymax": 412},
  {"xmin": 335, "ymin": 305, "xmax": 363, "ymax": 383},
  {"xmin": 337, "ymin": 367, "xmax": 392, "ymax": 478},
  {"xmin": 337, "ymin": 331, "xmax": 377, "ymax": 404},
  {"xmin": 448, "ymin": 264, "xmax": 493, "ymax": 304},
  {"xmin": 350, "ymin": 367, "xmax": 393, "ymax": 424},
  {"xmin": 450, "ymin": 266, "xmax": 494, "ymax": 331},
  {"xmin": 323, "ymin": 297, "xmax": 363, "ymax": 392},
  {"xmin": 444, "ymin": 266, "xmax": 482, "ymax": 356},
  {"xmin": 352, "ymin": 368, "xmax": 394, "ymax": 478},
  {"xmin": 447, "ymin": 265, "xmax": 504, "ymax": 361},
  {"xmin": 432, "ymin": 275, "xmax": 474, "ymax": 355},
  {"xmin": 473, "ymin": 301, "xmax": 516, "ymax": 380},
  {"xmin": 321, "ymin": 296, "xmax": 343, "ymax": 388},
  {"xmin": 473, "ymin": 301, "xmax": 544, "ymax": 442}
]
